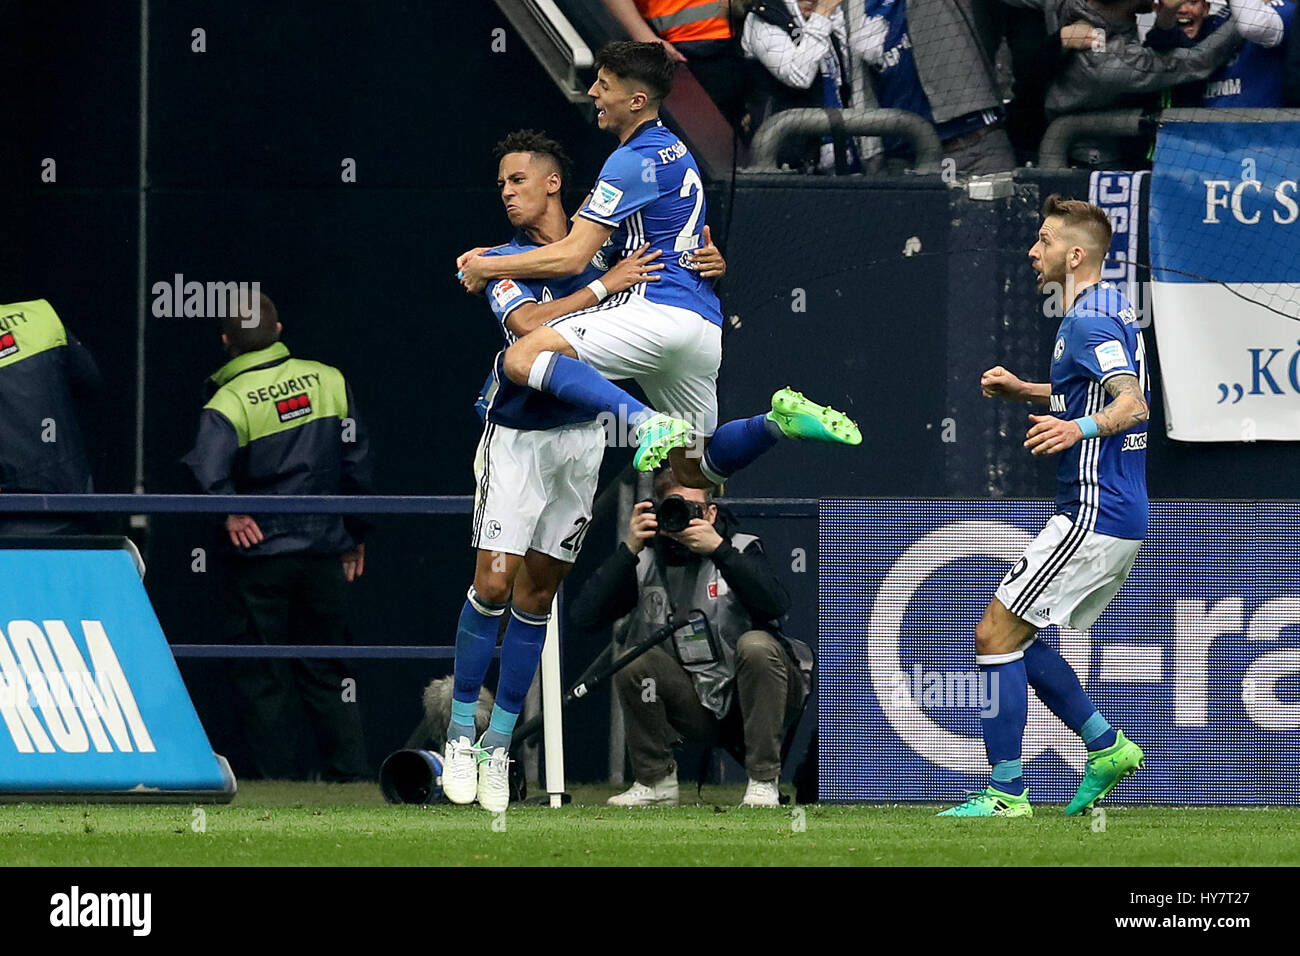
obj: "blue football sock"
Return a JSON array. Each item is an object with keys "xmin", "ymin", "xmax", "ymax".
[
  {"xmin": 978, "ymin": 655, "xmax": 1028, "ymax": 795},
  {"xmin": 528, "ymin": 352, "xmax": 649, "ymax": 426},
  {"xmin": 1023, "ymin": 639, "xmax": 1114, "ymax": 751},
  {"xmin": 447, "ymin": 587, "xmax": 505, "ymax": 743},
  {"xmin": 701, "ymin": 414, "xmax": 781, "ymax": 482},
  {"xmin": 480, "ymin": 606, "xmax": 548, "ymax": 752},
  {"xmin": 1081, "ymin": 712, "xmax": 1117, "ymax": 751}
]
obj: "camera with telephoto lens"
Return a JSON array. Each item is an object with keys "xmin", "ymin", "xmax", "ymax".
[{"xmin": 653, "ymin": 494, "xmax": 704, "ymax": 534}]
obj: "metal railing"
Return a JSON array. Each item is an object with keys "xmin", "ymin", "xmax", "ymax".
[{"xmin": 745, "ymin": 108, "xmax": 945, "ymax": 174}]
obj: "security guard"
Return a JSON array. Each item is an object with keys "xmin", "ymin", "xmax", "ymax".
[
  {"xmin": 0, "ymin": 298, "xmax": 101, "ymax": 535},
  {"xmin": 183, "ymin": 294, "xmax": 371, "ymax": 781}
]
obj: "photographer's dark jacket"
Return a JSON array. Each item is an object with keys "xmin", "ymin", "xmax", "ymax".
[{"xmin": 571, "ymin": 517, "xmax": 813, "ymax": 717}]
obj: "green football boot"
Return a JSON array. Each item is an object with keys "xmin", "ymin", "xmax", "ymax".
[
  {"xmin": 1065, "ymin": 730, "xmax": 1144, "ymax": 816},
  {"xmin": 633, "ymin": 413, "xmax": 694, "ymax": 472},
  {"xmin": 767, "ymin": 387, "xmax": 862, "ymax": 445},
  {"xmin": 937, "ymin": 786, "xmax": 1033, "ymax": 818}
]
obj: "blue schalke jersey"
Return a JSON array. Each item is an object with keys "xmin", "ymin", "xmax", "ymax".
[
  {"xmin": 480, "ymin": 236, "xmax": 603, "ymax": 431},
  {"xmin": 1146, "ymin": 3, "xmax": 1296, "ymax": 107},
  {"xmin": 577, "ymin": 119, "xmax": 723, "ymax": 326},
  {"xmin": 1049, "ymin": 283, "xmax": 1150, "ymax": 540},
  {"xmin": 1204, "ymin": 1, "xmax": 1296, "ymax": 107}
]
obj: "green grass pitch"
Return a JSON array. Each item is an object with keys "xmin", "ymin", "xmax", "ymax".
[{"xmin": 3, "ymin": 782, "xmax": 1299, "ymax": 866}]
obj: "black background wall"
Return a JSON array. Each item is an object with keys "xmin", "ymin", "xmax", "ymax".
[{"xmin": 4, "ymin": 1, "xmax": 1295, "ymax": 785}]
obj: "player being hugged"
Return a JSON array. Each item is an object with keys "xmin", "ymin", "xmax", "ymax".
[
  {"xmin": 456, "ymin": 40, "xmax": 861, "ymax": 490},
  {"xmin": 441, "ymin": 129, "xmax": 720, "ymax": 813},
  {"xmin": 940, "ymin": 195, "xmax": 1150, "ymax": 819}
]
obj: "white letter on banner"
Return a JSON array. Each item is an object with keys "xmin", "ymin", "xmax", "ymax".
[
  {"xmin": 43, "ymin": 620, "xmax": 140, "ymax": 752},
  {"xmin": 1203, "ymin": 180, "xmax": 1231, "ymax": 223},
  {"xmin": 1173, "ymin": 597, "xmax": 1242, "ymax": 726},
  {"xmin": 1242, "ymin": 598, "xmax": 1300, "ymax": 730},
  {"xmin": 5, "ymin": 621, "xmax": 88, "ymax": 752},
  {"xmin": 1274, "ymin": 181, "xmax": 1299, "ymax": 225},
  {"xmin": 1231, "ymin": 180, "xmax": 1262, "ymax": 225},
  {"xmin": 0, "ymin": 626, "xmax": 55, "ymax": 753},
  {"xmin": 80, "ymin": 621, "xmax": 156, "ymax": 752}
]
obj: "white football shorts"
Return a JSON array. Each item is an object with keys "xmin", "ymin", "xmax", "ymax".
[
  {"xmin": 470, "ymin": 419, "xmax": 605, "ymax": 562},
  {"xmin": 546, "ymin": 294, "xmax": 722, "ymax": 436},
  {"xmin": 995, "ymin": 514, "xmax": 1142, "ymax": 631}
]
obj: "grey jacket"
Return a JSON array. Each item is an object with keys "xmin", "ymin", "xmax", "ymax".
[
  {"xmin": 1043, "ymin": 0, "xmax": 1244, "ymax": 116},
  {"xmin": 858, "ymin": 0, "xmax": 1004, "ymax": 125}
]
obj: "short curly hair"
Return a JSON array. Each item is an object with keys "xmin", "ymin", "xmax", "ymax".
[{"xmin": 493, "ymin": 129, "xmax": 572, "ymax": 182}]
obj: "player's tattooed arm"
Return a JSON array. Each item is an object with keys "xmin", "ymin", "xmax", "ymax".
[
  {"xmin": 505, "ymin": 246, "xmax": 664, "ymax": 336},
  {"xmin": 1092, "ymin": 373, "xmax": 1149, "ymax": 437}
]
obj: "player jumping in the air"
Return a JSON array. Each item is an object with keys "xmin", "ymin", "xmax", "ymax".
[
  {"xmin": 442, "ymin": 130, "xmax": 726, "ymax": 812},
  {"xmin": 939, "ymin": 195, "xmax": 1150, "ymax": 818},
  {"xmin": 455, "ymin": 40, "xmax": 860, "ymax": 489}
]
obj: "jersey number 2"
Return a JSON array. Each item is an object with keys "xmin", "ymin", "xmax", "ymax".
[{"xmin": 674, "ymin": 167, "xmax": 704, "ymax": 252}]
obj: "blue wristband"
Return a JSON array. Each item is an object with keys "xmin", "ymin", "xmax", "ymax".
[{"xmin": 1072, "ymin": 416, "xmax": 1099, "ymax": 439}]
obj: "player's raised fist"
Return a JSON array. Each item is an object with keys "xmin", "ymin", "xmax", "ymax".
[
  {"xmin": 456, "ymin": 247, "xmax": 490, "ymax": 271},
  {"xmin": 981, "ymin": 366, "xmax": 1025, "ymax": 400},
  {"xmin": 625, "ymin": 500, "xmax": 659, "ymax": 555},
  {"xmin": 1024, "ymin": 413, "xmax": 1082, "ymax": 457}
]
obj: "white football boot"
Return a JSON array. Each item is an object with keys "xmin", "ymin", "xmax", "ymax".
[
  {"xmin": 606, "ymin": 772, "xmax": 680, "ymax": 807},
  {"xmin": 477, "ymin": 746, "xmax": 512, "ymax": 813},
  {"xmin": 741, "ymin": 778, "xmax": 781, "ymax": 807},
  {"xmin": 442, "ymin": 736, "xmax": 480, "ymax": 805}
]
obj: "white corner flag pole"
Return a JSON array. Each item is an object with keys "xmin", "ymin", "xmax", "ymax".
[{"xmin": 541, "ymin": 593, "xmax": 565, "ymax": 808}]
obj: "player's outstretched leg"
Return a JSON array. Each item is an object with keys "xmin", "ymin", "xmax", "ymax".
[
  {"xmin": 475, "ymin": 605, "xmax": 549, "ymax": 813},
  {"xmin": 444, "ymin": 585, "xmax": 507, "ymax": 804},
  {"xmin": 1022, "ymin": 639, "xmax": 1143, "ymax": 813},
  {"xmin": 692, "ymin": 388, "xmax": 862, "ymax": 485}
]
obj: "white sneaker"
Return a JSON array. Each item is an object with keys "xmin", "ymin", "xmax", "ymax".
[
  {"xmin": 606, "ymin": 773, "xmax": 679, "ymax": 807},
  {"xmin": 477, "ymin": 746, "xmax": 512, "ymax": 813},
  {"xmin": 442, "ymin": 736, "xmax": 479, "ymax": 805},
  {"xmin": 742, "ymin": 778, "xmax": 780, "ymax": 807}
]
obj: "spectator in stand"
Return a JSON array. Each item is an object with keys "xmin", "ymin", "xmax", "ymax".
[
  {"xmin": 1051, "ymin": 0, "xmax": 1243, "ymax": 114},
  {"xmin": 1143, "ymin": 0, "xmax": 1296, "ymax": 108},
  {"xmin": 601, "ymin": 0, "xmax": 748, "ymax": 126},
  {"xmin": 742, "ymin": 0, "xmax": 866, "ymax": 173},
  {"xmin": 1049, "ymin": 0, "xmax": 1244, "ymax": 166},
  {"xmin": 852, "ymin": 0, "xmax": 1016, "ymax": 176}
]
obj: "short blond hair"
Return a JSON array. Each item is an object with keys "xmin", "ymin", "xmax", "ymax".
[{"xmin": 1042, "ymin": 194, "xmax": 1112, "ymax": 261}]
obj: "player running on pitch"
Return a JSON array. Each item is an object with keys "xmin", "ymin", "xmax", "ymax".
[
  {"xmin": 442, "ymin": 130, "xmax": 727, "ymax": 812},
  {"xmin": 940, "ymin": 195, "xmax": 1150, "ymax": 818},
  {"xmin": 456, "ymin": 40, "xmax": 860, "ymax": 490}
]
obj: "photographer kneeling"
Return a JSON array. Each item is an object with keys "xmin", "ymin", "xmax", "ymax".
[{"xmin": 570, "ymin": 468, "xmax": 813, "ymax": 807}]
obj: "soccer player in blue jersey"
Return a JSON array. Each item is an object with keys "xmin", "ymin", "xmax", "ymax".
[
  {"xmin": 442, "ymin": 130, "xmax": 688, "ymax": 811},
  {"xmin": 456, "ymin": 40, "xmax": 861, "ymax": 490},
  {"xmin": 940, "ymin": 196, "xmax": 1151, "ymax": 818},
  {"xmin": 1145, "ymin": 0, "xmax": 1296, "ymax": 107}
]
